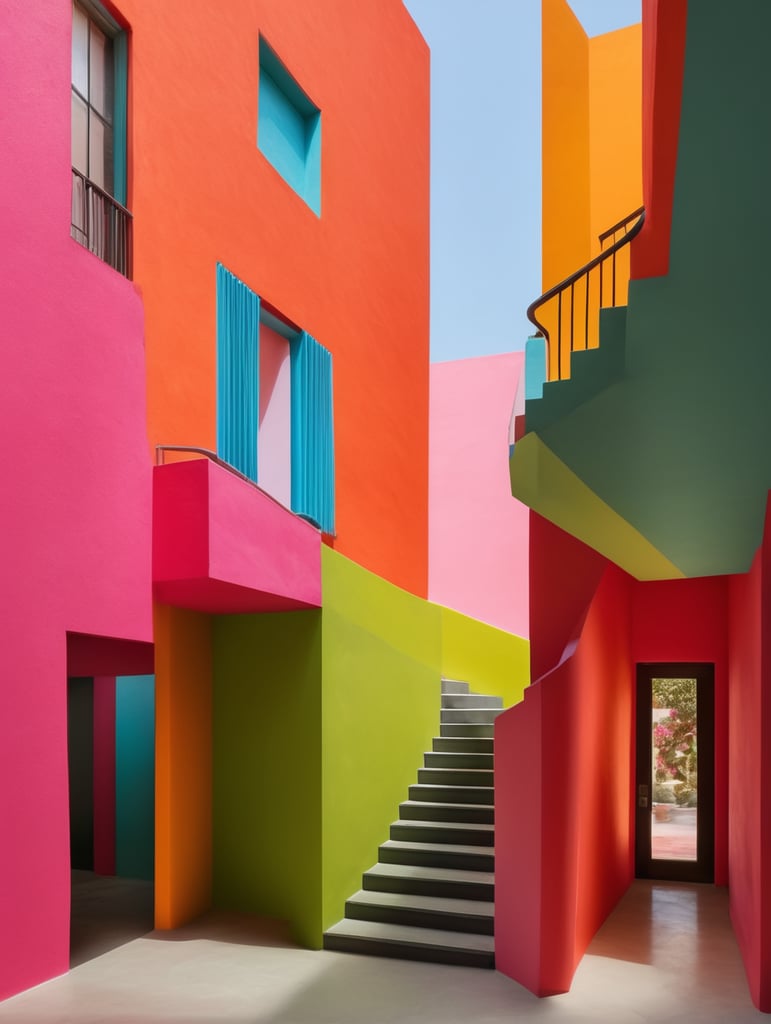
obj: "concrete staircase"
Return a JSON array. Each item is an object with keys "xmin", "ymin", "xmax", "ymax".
[{"xmin": 323, "ymin": 679, "xmax": 502, "ymax": 968}]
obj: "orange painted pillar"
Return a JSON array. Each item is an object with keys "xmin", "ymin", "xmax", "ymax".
[{"xmin": 154, "ymin": 603, "xmax": 213, "ymax": 928}]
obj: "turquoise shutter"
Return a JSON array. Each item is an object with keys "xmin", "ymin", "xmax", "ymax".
[
  {"xmin": 216, "ymin": 264, "xmax": 260, "ymax": 481},
  {"xmin": 290, "ymin": 332, "xmax": 335, "ymax": 533}
]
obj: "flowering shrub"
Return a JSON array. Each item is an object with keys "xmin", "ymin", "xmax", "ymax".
[{"xmin": 653, "ymin": 708, "xmax": 697, "ymax": 806}]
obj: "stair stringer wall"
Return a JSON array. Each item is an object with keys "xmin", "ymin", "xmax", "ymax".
[
  {"xmin": 320, "ymin": 548, "xmax": 530, "ymax": 935},
  {"xmin": 495, "ymin": 563, "xmax": 634, "ymax": 996},
  {"xmin": 212, "ymin": 546, "xmax": 530, "ymax": 949}
]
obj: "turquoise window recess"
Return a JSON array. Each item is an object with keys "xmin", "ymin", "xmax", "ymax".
[
  {"xmin": 113, "ymin": 31, "xmax": 128, "ymax": 206},
  {"xmin": 291, "ymin": 332, "xmax": 335, "ymax": 534},
  {"xmin": 216, "ymin": 264, "xmax": 260, "ymax": 482},
  {"xmin": 215, "ymin": 265, "xmax": 335, "ymax": 532},
  {"xmin": 257, "ymin": 36, "xmax": 321, "ymax": 216}
]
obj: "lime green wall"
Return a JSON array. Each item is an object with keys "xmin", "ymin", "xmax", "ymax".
[
  {"xmin": 439, "ymin": 605, "xmax": 529, "ymax": 709},
  {"xmin": 212, "ymin": 611, "xmax": 322, "ymax": 947},
  {"xmin": 321, "ymin": 548, "xmax": 442, "ymax": 931},
  {"xmin": 212, "ymin": 549, "xmax": 531, "ymax": 947}
]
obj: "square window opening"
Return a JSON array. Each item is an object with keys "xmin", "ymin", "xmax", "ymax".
[{"xmin": 257, "ymin": 35, "xmax": 321, "ymax": 217}]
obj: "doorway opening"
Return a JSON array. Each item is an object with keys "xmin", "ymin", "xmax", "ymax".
[
  {"xmin": 635, "ymin": 663, "xmax": 714, "ymax": 883},
  {"xmin": 67, "ymin": 671, "xmax": 155, "ymax": 965}
]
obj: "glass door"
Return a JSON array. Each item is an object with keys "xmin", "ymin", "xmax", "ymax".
[{"xmin": 635, "ymin": 663, "xmax": 714, "ymax": 882}]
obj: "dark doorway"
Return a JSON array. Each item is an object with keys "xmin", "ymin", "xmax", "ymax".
[
  {"xmin": 66, "ymin": 672, "xmax": 156, "ymax": 966},
  {"xmin": 635, "ymin": 663, "xmax": 714, "ymax": 883},
  {"xmin": 67, "ymin": 677, "xmax": 94, "ymax": 870}
]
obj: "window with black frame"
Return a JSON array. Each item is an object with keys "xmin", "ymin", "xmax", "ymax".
[{"xmin": 70, "ymin": 0, "xmax": 131, "ymax": 277}]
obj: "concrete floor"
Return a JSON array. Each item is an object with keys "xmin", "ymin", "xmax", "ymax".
[{"xmin": 0, "ymin": 878, "xmax": 761, "ymax": 1022}]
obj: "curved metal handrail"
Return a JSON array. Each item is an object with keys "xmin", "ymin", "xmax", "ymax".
[{"xmin": 526, "ymin": 206, "xmax": 645, "ymax": 380}]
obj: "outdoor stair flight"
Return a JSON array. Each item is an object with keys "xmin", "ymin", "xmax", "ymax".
[{"xmin": 323, "ymin": 679, "xmax": 503, "ymax": 968}]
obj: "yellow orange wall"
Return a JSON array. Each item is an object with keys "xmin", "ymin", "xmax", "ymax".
[
  {"xmin": 121, "ymin": 0, "xmax": 430, "ymax": 597},
  {"xmin": 154, "ymin": 604, "xmax": 212, "ymax": 928},
  {"xmin": 541, "ymin": 0, "xmax": 641, "ymax": 377},
  {"xmin": 588, "ymin": 26, "xmax": 642, "ymax": 247}
]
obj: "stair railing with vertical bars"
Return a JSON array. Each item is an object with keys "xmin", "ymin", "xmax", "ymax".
[{"xmin": 526, "ymin": 206, "xmax": 645, "ymax": 381}]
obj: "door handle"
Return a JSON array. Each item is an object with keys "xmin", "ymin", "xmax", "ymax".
[{"xmin": 638, "ymin": 784, "xmax": 648, "ymax": 808}]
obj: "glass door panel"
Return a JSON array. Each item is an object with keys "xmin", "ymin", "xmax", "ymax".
[
  {"xmin": 635, "ymin": 663, "xmax": 714, "ymax": 883},
  {"xmin": 650, "ymin": 677, "xmax": 697, "ymax": 862}
]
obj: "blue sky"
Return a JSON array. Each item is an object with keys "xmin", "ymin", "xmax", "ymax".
[{"xmin": 401, "ymin": 0, "xmax": 642, "ymax": 362}]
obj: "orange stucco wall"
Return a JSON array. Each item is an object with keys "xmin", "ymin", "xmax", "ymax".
[
  {"xmin": 154, "ymin": 604, "xmax": 212, "ymax": 929},
  {"xmin": 541, "ymin": 0, "xmax": 641, "ymax": 378},
  {"xmin": 542, "ymin": 0, "xmax": 591, "ymax": 294},
  {"xmin": 121, "ymin": 0, "xmax": 430, "ymax": 598},
  {"xmin": 588, "ymin": 26, "xmax": 642, "ymax": 248}
]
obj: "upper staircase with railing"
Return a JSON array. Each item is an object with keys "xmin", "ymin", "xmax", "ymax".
[
  {"xmin": 527, "ymin": 205, "xmax": 644, "ymax": 383},
  {"xmin": 509, "ymin": 206, "xmax": 644, "ymax": 449},
  {"xmin": 507, "ymin": 203, "xmax": 696, "ymax": 583}
]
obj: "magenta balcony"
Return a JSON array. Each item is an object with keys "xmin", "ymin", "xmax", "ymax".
[{"xmin": 153, "ymin": 453, "xmax": 322, "ymax": 614}]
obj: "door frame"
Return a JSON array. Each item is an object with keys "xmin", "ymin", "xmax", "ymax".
[{"xmin": 635, "ymin": 662, "xmax": 715, "ymax": 883}]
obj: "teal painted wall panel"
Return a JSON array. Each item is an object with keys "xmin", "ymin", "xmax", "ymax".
[{"xmin": 116, "ymin": 675, "xmax": 155, "ymax": 881}]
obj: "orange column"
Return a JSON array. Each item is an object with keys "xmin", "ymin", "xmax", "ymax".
[{"xmin": 154, "ymin": 603, "xmax": 212, "ymax": 928}]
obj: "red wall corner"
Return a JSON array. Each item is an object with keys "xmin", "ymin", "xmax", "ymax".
[
  {"xmin": 496, "ymin": 565, "xmax": 634, "ymax": 996},
  {"xmin": 727, "ymin": 493, "xmax": 771, "ymax": 1012},
  {"xmin": 630, "ymin": 0, "xmax": 687, "ymax": 281}
]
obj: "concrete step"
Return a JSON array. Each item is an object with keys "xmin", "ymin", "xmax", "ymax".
[
  {"xmin": 390, "ymin": 818, "xmax": 494, "ymax": 847},
  {"xmin": 398, "ymin": 799, "xmax": 494, "ymax": 825},
  {"xmin": 432, "ymin": 736, "xmax": 494, "ymax": 754},
  {"xmin": 440, "ymin": 693, "xmax": 503, "ymax": 710},
  {"xmin": 379, "ymin": 839, "xmax": 494, "ymax": 873},
  {"xmin": 408, "ymin": 783, "xmax": 494, "ymax": 806},
  {"xmin": 440, "ymin": 679, "xmax": 470, "ymax": 695},
  {"xmin": 441, "ymin": 708, "xmax": 504, "ymax": 725},
  {"xmin": 417, "ymin": 767, "xmax": 494, "ymax": 788},
  {"xmin": 323, "ymin": 918, "xmax": 494, "ymax": 969},
  {"xmin": 439, "ymin": 723, "xmax": 495, "ymax": 739},
  {"xmin": 362, "ymin": 861, "xmax": 495, "ymax": 902},
  {"xmin": 424, "ymin": 750, "xmax": 493, "ymax": 770},
  {"xmin": 343, "ymin": 888, "xmax": 494, "ymax": 935}
]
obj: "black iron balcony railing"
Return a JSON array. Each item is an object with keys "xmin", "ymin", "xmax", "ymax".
[
  {"xmin": 71, "ymin": 167, "xmax": 133, "ymax": 278},
  {"xmin": 527, "ymin": 206, "xmax": 645, "ymax": 381}
]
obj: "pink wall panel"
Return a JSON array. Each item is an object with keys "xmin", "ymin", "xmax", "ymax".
[
  {"xmin": 0, "ymin": 0, "xmax": 152, "ymax": 999},
  {"xmin": 429, "ymin": 354, "xmax": 529, "ymax": 637},
  {"xmin": 258, "ymin": 325, "xmax": 292, "ymax": 508}
]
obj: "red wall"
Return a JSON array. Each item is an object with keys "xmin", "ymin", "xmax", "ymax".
[
  {"xmin": 496, "ymin": 562, "xmax": 634, "ymax": 995},
  {"xmin": 630, "ymin": 0, "xmax": 687, "ymax": 281},
  {"xmin": 631, "ymin": 576, "xmax": 729, "ymax": 884},
  {"xmin": 529, "ymin": 512, "xmax": 608, "ymax": 681},
  {"xmin": 727, "ymin": 498, "xmax": 771, "ymax": 1012},
  {"xmin": 500, "ymin": 517, "xmax": 732, "ymax": 997}
]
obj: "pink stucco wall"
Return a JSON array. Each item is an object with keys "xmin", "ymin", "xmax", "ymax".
[
  {"xmin": 0, "ymin": 1, "xmax": 153, "ymax": 999},
  {"xmin": 429, "ymin": 354, "xmax": 529, "ymax": 638}
]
